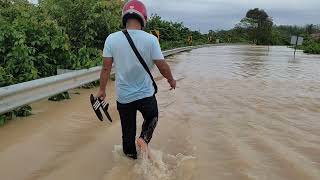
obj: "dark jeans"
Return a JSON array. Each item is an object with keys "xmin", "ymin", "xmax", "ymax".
[{"xmin": 117, "ymin": 96, "xmax": 158, "ymax": 159}]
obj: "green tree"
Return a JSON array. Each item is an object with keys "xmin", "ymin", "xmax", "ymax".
[
  {"xmin": 0, "ymin": 0, "xmax": 71, "ymax": 120},
  {"xmin": 40, "ymin": 0, "xmax": 123, "ymax": 50},
  {"xmin": 306, "ymin": 24, "xmax": 315, "ymax": 35},
  {"xmin": 145, "ymin": 15, "xmax": 208, "ymax": 49},
  {"xmin": 0, "ymin": 0, "xmax": 70, "ymax": 83},
  {"xmin": 238, "ymin": 8, "xmax": 273, "ymax": 45}
]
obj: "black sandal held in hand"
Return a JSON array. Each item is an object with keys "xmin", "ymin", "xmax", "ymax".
[{"xmin": 90, "ymin": 94, "xmax": 112, "ymax": 122}]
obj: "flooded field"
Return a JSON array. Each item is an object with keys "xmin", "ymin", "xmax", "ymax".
[{"xmin": 0, "ymin": 45, "xmax": 319, "ymax": 180}]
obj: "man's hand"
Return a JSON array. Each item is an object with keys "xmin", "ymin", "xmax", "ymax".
[
  {"xmin": 96, "ymin": 89, "xmax": 106, "ymax": 100},
  {"xmin": 168, "ymin": 79, "xmax": 176, "ymax": 90}
]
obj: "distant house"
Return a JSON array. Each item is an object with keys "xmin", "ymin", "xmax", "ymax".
[{"xmin": 311, "ymin": 33, "xmax": 320, "ymax": 40}]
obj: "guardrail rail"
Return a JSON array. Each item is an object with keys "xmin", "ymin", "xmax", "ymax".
[{"xmin": 0, "ymin": 44, "xmax": 214, "ymax": 114}]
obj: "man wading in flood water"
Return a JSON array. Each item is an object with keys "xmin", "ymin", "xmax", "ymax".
[{"xmin": 96, "ymin": 0, "xmax": 176, "ymax": 159}]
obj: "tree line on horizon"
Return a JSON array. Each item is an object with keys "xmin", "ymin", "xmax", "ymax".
[{"xmin": 210, "ymin": 8, "xmax": 320, "ymax": 54}]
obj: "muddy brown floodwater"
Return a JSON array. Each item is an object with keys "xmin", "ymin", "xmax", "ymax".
[{"xmin": 0, "ymin": 45, "xmax": 320, "ymax": 180}]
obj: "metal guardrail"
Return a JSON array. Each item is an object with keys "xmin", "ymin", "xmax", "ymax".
[{"xmin": 0, "ymin": 44, "xmax": 214, "ymax": 114}]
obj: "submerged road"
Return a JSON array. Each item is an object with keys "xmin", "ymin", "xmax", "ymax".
[{"xmin": 0, "ymin": 45, "xmax": 320, "ymax": 180}]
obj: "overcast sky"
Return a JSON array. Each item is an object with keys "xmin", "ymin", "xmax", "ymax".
[
  {"xmin": 140, "ymin": 0, "xmax": 320, "ymax": 32},
  {"xmin": 29, "ymin": 0, "xmax": 320, "ymax": 32}
]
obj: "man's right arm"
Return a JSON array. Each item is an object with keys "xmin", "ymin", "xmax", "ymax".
[
  {"xmin": 99, "ymin": 58, "xmax": 113, "ymax": 91},
  {"xmin": 97, "ymin": 35, "xmax": 113, "ymax": 99},
  {"xmin": 96, "ymin": 58, "xmax": 113, "ymax": 100}
]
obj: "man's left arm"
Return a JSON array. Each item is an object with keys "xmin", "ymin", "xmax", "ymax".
[{"xmin": 151, "ymin": 37, "xmax": 176, "ymax": 90}]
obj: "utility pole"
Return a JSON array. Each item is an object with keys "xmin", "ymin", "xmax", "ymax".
[
  {"xmin": 294, "ymin": 36, "xmax": 298, "ymax": 59},
  {"xmin": 290, "ymin": 36, "xmax": 304, "ymax": 59}
]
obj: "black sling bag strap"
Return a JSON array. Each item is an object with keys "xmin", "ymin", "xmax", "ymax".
[{"xmin": 122, "ymin": 30, "xmax": 158, "ymax": 95}]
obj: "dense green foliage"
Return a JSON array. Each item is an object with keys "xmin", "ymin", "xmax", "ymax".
[
  {"xmin": 0, "ymin": 0, "xmax": 119, "ymax": 122},
  {"xmin": 301, "ymin": 38, "xmax": 320, "ymax": 54},
  {"xmin": 40, "ymin": 0, "xmax": 122, "ymax": 50},
  {"xmin": 271, "ymin": 25, "xmax": 306, "ymax": 45},
  {"xmin": 0, "ymin": 0, "xmax": 124, "ymax": 89},
  {"xmin": 0, "ymin": 0, "xmax": 210, "ymax": 125},
  {"xmin": 271, "ymin": 25, "xmax": 320, "ymax": 54},
  {"xmin": 146, "ymin": 15, "xmax": 210, "ymax": 50},
  {"xmin": 0, "ymin": 0, "xmax": 70, "ymax": 86},
  {"xmin": 1, "ymin": 2, "xmax": 209, "ymax": 88}
]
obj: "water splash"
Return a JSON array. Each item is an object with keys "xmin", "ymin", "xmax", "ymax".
[{"xmin": 103, "ymin": 145, "xmax": 196, "ymax": 180}]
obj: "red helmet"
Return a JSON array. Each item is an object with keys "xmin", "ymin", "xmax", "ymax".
[{"xmin": 122, "ymin": 0, "xmax": 148, "ymax": 28}]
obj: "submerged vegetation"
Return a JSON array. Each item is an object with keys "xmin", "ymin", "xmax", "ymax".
[{"xmin": 302, "ymin": 41, "xmax": 320, "ymax": 54}]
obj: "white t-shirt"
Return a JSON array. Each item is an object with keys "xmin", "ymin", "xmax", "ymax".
[{"xmin": 103, "ymin": 30, "xmax": 164, "ymax": 104}]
